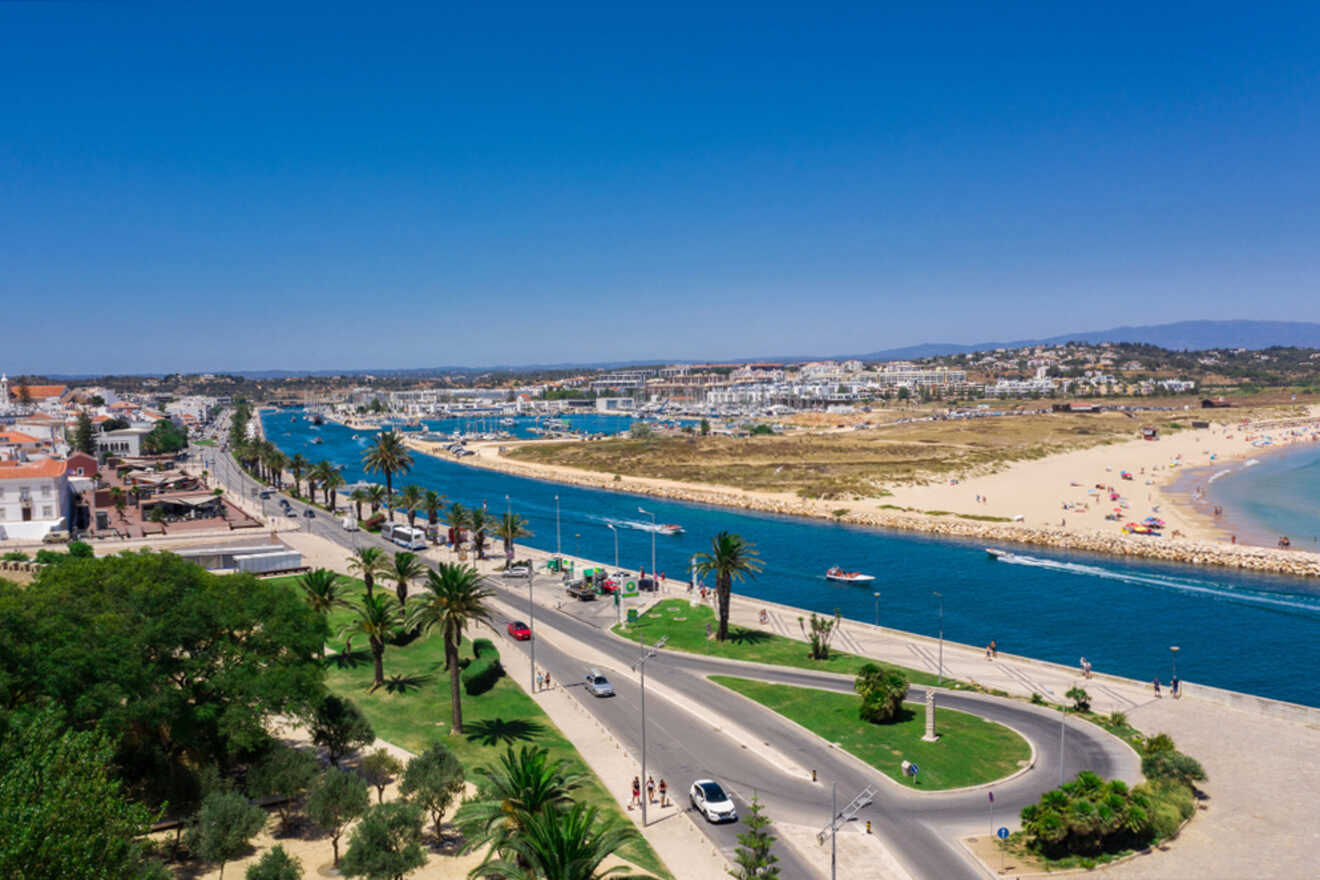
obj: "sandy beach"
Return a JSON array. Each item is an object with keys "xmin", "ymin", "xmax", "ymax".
[{"xmin": 403, "ymin": 407, "xmax": 1320, "ymax": 577}]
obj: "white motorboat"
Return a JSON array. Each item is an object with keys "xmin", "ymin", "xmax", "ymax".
[
  {"xmin": 825, "ymin": 566, "xmax": 875, "ymax": 583},
  {"xmin": 985, "ymin": 548, "xmax": 1015, "ymax": 560}
]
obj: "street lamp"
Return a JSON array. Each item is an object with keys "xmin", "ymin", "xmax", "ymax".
[
  {"xmin": 555, "ymin": 495, "xmax": 561, "ymax": 559},
  {"xmin": 933, "ymin": 591, "xmax": 944, "ymax": 685},
  {"xmin": 873, "ymin": 591, "xmax": 880, "ymax": 627},
  {"xmin": 632, "ymin": 635, "xmax": 668, "ymax": 827},
  {"xmin": 606, "ymin": 523, "xmax": 619, "ymax": 568},
  {"xmin": 528, "ymin": 566, "xmax": 536, "ymax": 695},
  {"xmin": 1170, "ymin": 645, "xmax": 1180, "ymax": 689},
  {"xmin": 1059, "ymin": 700, "xmax": 1068, "ymax": 785},
  {"xmin": 638, "ymin": 507, "xmax": 656, "ymax": 586}
]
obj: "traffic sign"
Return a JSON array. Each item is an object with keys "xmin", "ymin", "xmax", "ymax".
[{"xmin": 997, "ymin": 827, "xmax": 1010, "ymax": 840}]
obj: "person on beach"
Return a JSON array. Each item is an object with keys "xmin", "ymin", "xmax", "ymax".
[
  {"xmin": 536, "ymin": 671, "xmax": 543, "ymax": 691},
  {"xmin": 1080, "ymin": 657, "xmax": 1091, "ymax": 679},
  {"xmin": 985, "ymin": 643, "xmax": 993, "ymax": 660},
  {"xmin": 990, "ymin": 640, "xmax": 998, "ymax": 659},
  {"xmin": 630, "ymin": 777, "xmax": 641, "ymax": 808},
  {"xmin": 544, "ymin": 672, "xmax": 552, "ymax": 690}
]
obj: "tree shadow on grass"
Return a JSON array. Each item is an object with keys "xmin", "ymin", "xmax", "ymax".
[
  {"xmin": 727, "ymin": 627, "xmax": 772, "ymax": 646},
  {"xmin": 464, "ymin": 717, "xmax": 547, "ymax": 746},
  {"xmin": 383, "ymin": 672, "xmax": 433, "ymax": 694},
  {"xmin": 326, "ymin": 647, "xmax": 371, "ymax": 669}
]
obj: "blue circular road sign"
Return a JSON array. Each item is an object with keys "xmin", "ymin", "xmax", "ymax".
[{"xmin": 997, "ymin": 826, "xmax": 1010, "ymax": 840}]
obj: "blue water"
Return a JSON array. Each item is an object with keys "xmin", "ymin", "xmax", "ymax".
[
  {"xmin": 1206, "ymin": 443, "xmax": 1320, "ymax": 551},
  {"xmin": 265, "ymin": 410, "xmax": 1320, "ymax": 707}
]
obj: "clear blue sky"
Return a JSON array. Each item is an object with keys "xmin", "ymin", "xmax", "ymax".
[{"xmin": 4, "ymin": 3, "xmax": 1318, "ymax": 374}]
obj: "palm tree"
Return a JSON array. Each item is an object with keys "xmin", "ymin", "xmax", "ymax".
[
  {"xmin": 694, "ymin": 531, "xmax": 763, "ymax": 642},
  {"xmin": 361, "ymin": 431, "xmax": 413, "ymax": 521},
  {"xmin": 466, "ymin": 507, "xmax": 491, "ymax": 560},
  {"xmin": 341, "ymin": 593, "xmax": 404, "ymax": 691},
  {"xmin": 309, "ymin": 460, "xmax": 336, "ymax": 506},
  {"xmin": 407, "ymin": 563, "xmax": 494, "ymax": 734},
  {"xmin": 494, "ymin": 513, "xmax": 533, "ymax": 559},
  {"xmin": 323, "ymin": 468, "xmax": 345, "ymax": 512},
  {"xmin": 289, "ymin": 453, "xmax": 309, "ymax": 497},
  {"xmin": 299, "ymin": 568, "xmax": 349, "ymax": 618},
  {"xmin": 348, "ymin": 546, "xmax": 391, "ymax": 601},
  {"xmin": 397, "ymin": 484, "xmax": 425, "ymax": 529},
  {"xmin": 388, "ymin": 550, "xmax": 426, "ymax": 606},
  {"xmin": 456, "ymin": 746, "xmax": 584, "ymax": 862},
  {"xmin": 446, "ymin": 502, "xmax": 467, "ymax": 549},
  {"xmin": 422, "ymin": 490, "xmax": 446, "ymax": 532},
  {"xmin": 349, "ymin": 487, "xmax": 369, "ymax": 522},
  {"xmin": 265, "ymin": 447, "xmax": 288, "ymax": 489},
  {"xmin": 476, "ymin": 803, "xmax": 640, "ymax": 880},
  {"xmin": 365, "ymin": 484, "xmax": 389, "ymax": 517}
]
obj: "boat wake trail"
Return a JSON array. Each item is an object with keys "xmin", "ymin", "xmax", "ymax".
[
  {"xmin": 996, "ymin": 554, "xmax": 1320, "ymax": 616},
  {"xmin": 584, "ymin": 514, "xmax": 667, "ymax": 533}
]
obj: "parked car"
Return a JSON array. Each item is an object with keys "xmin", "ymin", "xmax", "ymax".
[
  {"xmin": 259, "ymin": 490, "xmax": 272, "ymax": 499},
  {"xmin": 284, "ymin": 509, "xmax": 298, "ymax": 518},
  {"xmin": 689, "ymin": 779, "xmax": 737, "ymax": 823},
  {"xmin": 502, "ymin": 563, "xmax": 531, "ymax": 578},
  {"xmin": 341, "ymin": 516, "xmax": 359, "ymax": 531},
  {"xmin": 638, "ymin": 577, "xmax": 657, "ymax": 592},
  {"xmin": 507, "ymin": 620, "xmax": 531, "ymax": 640},
  {"xmin": 302, "ymin": 509, "xmax": 315, "ymax": 519},
  {"xmin": 584, "ymin": 669, "xmax": 614, "ymax": 697}
]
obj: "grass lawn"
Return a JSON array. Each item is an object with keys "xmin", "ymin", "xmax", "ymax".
[
  {"xmin": 266, "ymin": 573, "xmax": 671, "ymax": 880},
  {"xmin": 614, "ymin": 599, "xmax": 957, "ymax": 689},
  {"xmin": 710, "ymin": 675, "xmax": 1031, "ymax": 790}
]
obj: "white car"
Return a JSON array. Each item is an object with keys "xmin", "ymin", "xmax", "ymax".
[
  {"xmin": 341, "ymin": 516, "xmax": 359, "ymax": 531},
  {"xmin": 689, "ymin": 779, "xmax": 737, "ymax": 823}
]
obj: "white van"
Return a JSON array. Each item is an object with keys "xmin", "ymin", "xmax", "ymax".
[{"xmin": 341, "ymin": 516, "xmax": 360, "ymax": 532}]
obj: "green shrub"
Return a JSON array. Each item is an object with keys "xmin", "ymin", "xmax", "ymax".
[
  {"xmin": 461, "ymin": 638, "xmax": 502, "ymax": 696},
  {"xmin": 1020, "ymin": 771, "xmax": 1154, "ymax": 859},
  {"xmin": 67, "ymin": 541, "xmax": 94, "ymax": 559},
  {"xmin": 1142, "ymin": 751, "xmax": 1206, "ymax": 787},
  {"xmin": 1, "ymin": 552, "xmax": 28, "ymax": 562},
  {"xmin": 854, "ymin": 663, "xmax": 908, "ymax": 724},
  {"xmin": 34, "ymin": 549, "xmax": 68, "ymax": 565},
  {"xmin": 1031, "ymin": 692, "xmax": 1046, "ymax": 705},
  {"xmin": 1149, "ymin": 800, "xmax": 1182, "ymax": 839}
]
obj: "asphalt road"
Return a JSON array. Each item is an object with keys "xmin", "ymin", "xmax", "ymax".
[{"xmin": 205, "ymin": 444, "xmax": 1140, "ymax": 880}]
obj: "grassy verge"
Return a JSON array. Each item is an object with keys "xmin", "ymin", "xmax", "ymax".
[
  {"xmin": 710, "ymin": 675, "xmax": 1031, "ymax": 789},
  {"xmin": 266, "ymin": 574, "xmax": 671, "ymax": 879},
  {"xmin": 613, "ymin": 599, "xmax": 962, "ymax": 689}
]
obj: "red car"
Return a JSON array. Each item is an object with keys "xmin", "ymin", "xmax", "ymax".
[{"xmin": 507, "ymin": 620, "xmax": 531, "ymax": 641}]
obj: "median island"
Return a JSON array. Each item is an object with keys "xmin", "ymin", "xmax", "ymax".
[
  {"xmin": 710, "ymin": 675, "xmax": 1031, "ymax": 789},
  {"xmin": 612, "ymin": 598, "xmax": 953, "ymax": 688}
]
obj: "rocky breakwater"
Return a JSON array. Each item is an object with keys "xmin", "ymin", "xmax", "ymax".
[{"xmin": 409, "ymin": 438, "xmax": 1320, "ymax": 579}]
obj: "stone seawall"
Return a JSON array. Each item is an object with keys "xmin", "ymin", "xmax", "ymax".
[{"xmin": 404, "ymin": 437, "xmax": 1320, "ymax": 580}]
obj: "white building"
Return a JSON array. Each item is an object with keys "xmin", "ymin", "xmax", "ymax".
[
  {"xmin": 595, "ymin": 397, "xmax": 635, "ymax": 412},
  {"xmin": 97, "ymin": 426, "xmax": 153, "ymax": 457},
  {"xmin": 0, "ymin": 458, "xmax": 70, "ymax": 540}
]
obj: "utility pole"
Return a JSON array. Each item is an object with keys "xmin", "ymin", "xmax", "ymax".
[
  {"xmin": 933, "ymin": 591, "xmax": 944, "ymax": 685},
  {"xmin": 606, "ymin": 523, "xmax": 619, "ymax": 568},
  {"xmin": 555, "ymin": 494, "xmax": 561, "ymax": 558},
  {"xmin": 633, "ymin": 635, "xmax": 668, "ymax": 827},
  {"xmin": 528, "ymin": 567, "xmax": 536, "ymax": 695},
  {"xmin": 639, "ymin": 506, "xmax": 656, "ymax": 585}
]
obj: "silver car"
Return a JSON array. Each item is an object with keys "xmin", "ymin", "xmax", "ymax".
[{"xmin": 584, "ymin": 669, "xmax": 614, "ymax": 697}]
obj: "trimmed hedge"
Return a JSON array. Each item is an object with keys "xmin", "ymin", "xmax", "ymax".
[{"xmin": 461, "ymin": 638, "xmax": 502, "ymax": 696}]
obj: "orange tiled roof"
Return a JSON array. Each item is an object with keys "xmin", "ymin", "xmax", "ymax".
[
  {"xmin": 9, "ymin": 384, "xmax": 66, "ymax": 401},
  {"xmin": 0, "ymin": 431, "xmax": 42, "ymax": 444},
  {"xmin": 0, "ymin": 458, "xmax": 68, "ymax": 480}
]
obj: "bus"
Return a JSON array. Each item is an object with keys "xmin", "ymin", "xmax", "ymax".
[{"xmin": 388, "ymin": 523, "xmax": 427, "ymax": 550}]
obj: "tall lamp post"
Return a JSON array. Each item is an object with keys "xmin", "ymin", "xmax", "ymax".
[
  {"xmin": 632, "ymin": 635, "xmax": 668, "ymax": 827},
  {"xmin": 528, "ymin": 566, "xmax": 536, "ymax": 695},
  {"xmin": 638, "ymin": 507, "xmax": 656, "ymax": 585},
  {"xmin": 555, "ymin": 494, "xmax": 561, "ymax": 559},
  {"xmin": 606, "ymin": 523, "xmax": 619, "ymax": 568},
  {"xmin": 873, "ymin": 591, "xmax": 881, "ymax": 627},
  {"xmin": 933, "ymin": 591, "xmax": 944, "ymax": 685},
  {"xmin": 1170, "ymin": 645, "xmax": 1180, "ymax": 690}
]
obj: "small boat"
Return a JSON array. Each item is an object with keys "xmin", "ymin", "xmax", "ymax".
[
  {"xmin": 985, "ymin": 548, "xmax": 1014, "ymax": 560},
  {"xmin": 825, "ymin": 566, "xmax": 875, "ymax": 583},
  {"xmin": 656, "ymin": 523, "xmax": 684, "ymax": 536},
  {"xmin": 312, "ymin": 437, "xmax": 323, "ymax": 445}
]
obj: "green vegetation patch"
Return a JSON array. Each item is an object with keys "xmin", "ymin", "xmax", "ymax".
[
  {"xmin": 269, "ymin": 574, "xmax": 670, "ymax": 879},
  {"xmin": 710, "ymin": 675, "xmax": 1030, "ymax": 790},
  {"xmin": 614, "ymin": 599, "xmax": 952, "ymax": 688}
]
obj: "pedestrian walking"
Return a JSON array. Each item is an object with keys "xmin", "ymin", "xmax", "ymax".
[
  {"xmin": 658, "ymin": 778, "xmax": 668, "ymax": 806},
  {"xmin": 990, "ymin": 639, "xmax": 998, "ymax": 659},
  {"xmin": 630, "ymin": 776, "xmax": 641, "ymax": 809},
  {"xmin": 646, "ymin": 776, "xmax": 656, "ymax": 804},
  {"xmin": 985, "ymin": 643, "xmax": 993, "ymax": 660},
  {"xmin": 1153, "ymin": 677, "xmax": 1162, "ymax": 697},
  {"xmin": 1171, "ymin": 675, "xmax": 1179, "ymax": 698},
  {"xmin": 536, "ymin": 671, "xmax": 544, "ymax": 691},
  {"xmin": 544, "ymin": 672, "xmax": 552, "ymax": 690},
  {"xmin": 1080, "ymin": 657, "xmax": 1090, "ymax": 679}
]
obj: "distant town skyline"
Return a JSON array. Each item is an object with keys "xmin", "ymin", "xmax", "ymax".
[{"xmin": 4, "ymin": 5, "xmax": 1318, "ymax": 374}]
